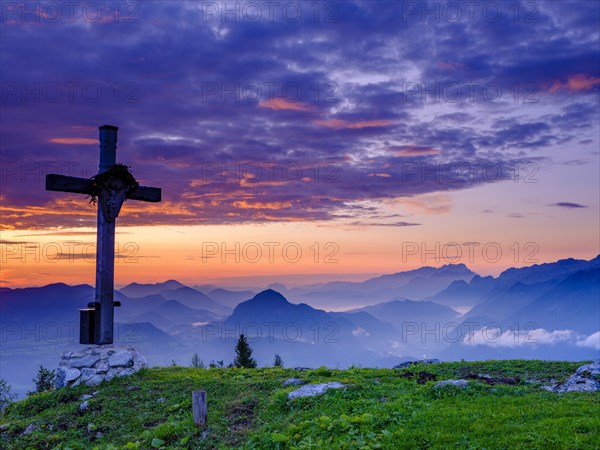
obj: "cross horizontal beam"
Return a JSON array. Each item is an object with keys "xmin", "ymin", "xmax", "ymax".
[{"xmin": 46, "ymin": 174, "xmax": 161, "ymax": 202}]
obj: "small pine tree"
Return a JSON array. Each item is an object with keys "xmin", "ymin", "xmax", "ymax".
[
  {"xmin": 0, "ymin": 378, "xmax": 16, "ymax": 414},
  {"xmin": 233, "ymin": 334, "xmax": 257, "ymax": 368},
  {"xmin": 29, "ymin": 365, "xmax": 55, "ymax": 395},
  {"xmin": 273, "ymin": 353, "xmax": 283, "ymax": 368},
  {"xmin": 170, "ymin": 360, "xmax": 178, "ymax": 367},
  {"xmin": 191, "ymin": 353, "xmax": 205, "ymax": 368}
]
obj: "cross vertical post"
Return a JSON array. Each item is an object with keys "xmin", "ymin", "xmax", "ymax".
[{"xmin": 95, "ymin": 125, "xmax": 118, "ymax": 344}]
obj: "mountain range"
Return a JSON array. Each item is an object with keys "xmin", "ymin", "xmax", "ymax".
[{"xmin": 1, "ymin": 255, "xmax": 598, "ymax": 396}]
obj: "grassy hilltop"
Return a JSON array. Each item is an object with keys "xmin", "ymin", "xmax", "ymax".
[{"xmin": 1, "ymin": 361, "xmax": 599, "ymax": 449}]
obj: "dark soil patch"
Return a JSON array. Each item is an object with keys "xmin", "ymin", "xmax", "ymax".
[
  {"xmin": 225, "ymin": 398, "xmax": 259, "ymax": 445},
  {"xmin": 400, "ymin": 371, "xmax": 438, "ymax": 384},
  {"xmin": 463, "ymin": 373, "xmax": 521, "ymax": 385},
  {"xmin": 143, "ymin": 418, "xmax": 166, "ymax": 428}
]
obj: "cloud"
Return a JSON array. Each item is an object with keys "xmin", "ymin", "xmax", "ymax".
[
  {"xmin": 550, "ymin": 202, "xmax": 587, "ymax": 208},
  {"xmin": 463, "ymin": 327, "xmax": 577, "ymax": 348},
  {"xmin": 437, "ymin": 61, "xmax": 465, "ymax": 72},
  {"xmin": 312, "ymin": 119, "xmax": 394, "ymax": 129},
  {"xmin": 576, "ymin": 331, "xmax": 600, "ymax": 350},
  {"xmin": 463, "ymin": 327, "xmax": 600, "ymax": 349},
  {"xmin": 549, "ymin": 74, "xmax": 600, "ymax": 93},
  {"xmin": 388, "ymin": 146, "xmax": 441, "ymax": 157},
  {"xmin": 398, "ymin": 194, "xmax": 453, "ymax": 215},
  {"xmin": 352, "ymin": 327, "xmax": 370, "ymax": 337},
  {"xmin": 368, "ymin": 173, "xmax": 392, "ymax": 178},
  {"xmin": 0, "ymin": 1, "xmax": 597, "ymax": 229},
  {"xmin": 345, "ymin": 221, "xmax": 420, "ymax": 227},
  {"xmin": 258, "ymin": 98, "xmax": 315, "ymax": 112},
  {"xmin": 49, "ymin": 138, "xmax": 98, "ymax": 145},
  {"xmin": 232, "ymin": 200, "xmax": 293, "ymax": 210}
]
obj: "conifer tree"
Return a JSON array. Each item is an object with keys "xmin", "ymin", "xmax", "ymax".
[{"xmin": 233, "ymin": 334, "xmax": 257, "ymax": 368}]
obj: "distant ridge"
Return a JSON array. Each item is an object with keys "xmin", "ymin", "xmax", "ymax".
[{"xmin": 120, "ymin": 280, "xmax": 186, "ymax": 298}]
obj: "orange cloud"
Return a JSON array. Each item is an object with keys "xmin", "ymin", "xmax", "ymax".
[
  {"xmin": 389, "ymin": 145, "xmax": 441, "ymax": 157},
  {"xmin": 233, "ymin": 200, "xmax": 293, "ymax": 210},
  {"xmin": 549, "ymin": 74, "xmax": 600, "ymax": 93},
  {"xmin": 368, "ymin": 173, "xmax": 392, "ymax": 178},
  {"xmin": 49, "ymin": 138, "xmax": 98, "ymax": 145},
  {"xmin": 392, "ymin": 193, "xmax": 453, "ymax": 215},
  {"xmin": 239, "ymin": 179, "xmax": 289, "ymax": 187},
  {"xmin": 312, "ymin": 119, "xmax": 393, "ymax": 129},
  {"xmin": 189, "ymin": 179, "xmax": 211, "ymax": 187},
  {"xmin": 258, "ymin": 98, "xmax": 315, "ymax": 112}
]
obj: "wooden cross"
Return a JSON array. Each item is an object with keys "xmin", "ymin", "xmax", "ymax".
[{"xmin": 46, "ymin": 125, "xmax": 161, "ymax": 345}]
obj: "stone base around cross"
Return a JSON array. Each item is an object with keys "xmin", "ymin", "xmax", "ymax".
[{"xmin": 55, "ymin": 345, "xmax": 147, "ymax": 388}]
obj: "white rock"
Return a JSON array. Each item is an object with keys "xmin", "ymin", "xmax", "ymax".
[
  {"xmin": 56, "ymin": 346, "xmax": 147, "ymax": 388},
  {"xmin": 80, "ymin": 368, "xmax": 97, "ymax": 381},
  {"xmin": 287, "ymin": 382, "xmax": 346, "ymax": 400},
  {"xmin": 283, "ymin": 378, "xmax": 307, "ymax": 387},
  {"xmin": 96, "ymin": 361, "xmax": 110, "ymax": 374},
  {"xmin": 87, "ymin": 375, "xmax": 105, "ymax": 386},
  {"xmin": 545, "ymin": 362, "xmax": 600, "ymax": 393},
  {"xmin": 435, "ymin": 379, "xmax": 469, "ymax": 389},
  {"xmin": 55, "ymin": 367, "xmax": 81, "ymax": 388},
  {"xmin": 69, "ymin": 356, "xmax": 101, "ymax": 369},
  {"xmin": 79, "ymin": 401, "xmax": 89, "ymax": 411},
  {"xmin": 23, "ymin": 423, "xmax": 39, "ymax": 435},
  {"xmin": 576, "ymin": 362, "xmax": 600, "ymax": 377},
  {"xmin": 108, "ymin": 351, "xmax": 134, "ymax": 368},
  {"xmin": 394, "ymin": 359, "xmax": 442, "ymax": 369}
]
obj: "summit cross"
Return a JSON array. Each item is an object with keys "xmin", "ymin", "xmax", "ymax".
[{"xmin": 46, "ymin": 125, "xmax": 161, "ymax": 345}]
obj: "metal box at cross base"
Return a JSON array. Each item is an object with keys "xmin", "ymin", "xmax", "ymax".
[{"xmin": 79, "ymin": 308, "xmax": 96, "ymax": 345}]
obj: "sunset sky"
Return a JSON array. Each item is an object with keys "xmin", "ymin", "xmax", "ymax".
[{"xmin": 1, "ymin": 1, "xmax": 599, "ymax": 288}]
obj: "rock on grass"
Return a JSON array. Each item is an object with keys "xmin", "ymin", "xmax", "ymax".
[{"xmin": 287, "ymin": 382, "xmax": 346, "ymax": 400}]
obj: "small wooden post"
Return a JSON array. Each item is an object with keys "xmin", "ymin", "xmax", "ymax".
[{"xmin": 192, "ymin": 390, "xmax": 207, "ymax": 427}]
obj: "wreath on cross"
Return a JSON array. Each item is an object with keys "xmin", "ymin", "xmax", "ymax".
[{"xmin": 87, "ymin": 163, "xmax": 139, "ymax": 205}]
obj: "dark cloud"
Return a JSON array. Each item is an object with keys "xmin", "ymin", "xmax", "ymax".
[
  {"xmin": 550, "ymin": 202, "xmax": 587, "ymax": 209},
  {"xmin": 345, "ymin": 221, "xmax": 421, "ymax": 227}
]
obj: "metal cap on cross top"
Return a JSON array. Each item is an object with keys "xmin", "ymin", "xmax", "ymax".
[{"xmin": 46, "ymin": 125, "xmax": 162, "ymax": 345}]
